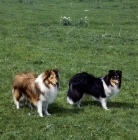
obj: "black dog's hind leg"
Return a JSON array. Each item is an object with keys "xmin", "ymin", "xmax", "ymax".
[{"xmin": 76, "ymin": 94, "xmax": 85, "ymax": 108}]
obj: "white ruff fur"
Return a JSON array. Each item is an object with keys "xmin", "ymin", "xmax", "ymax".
[
  {"xmin": 35, "ymin": 74, "xmax": 58, "ymax": 103},
  {"xmin": 34, "ymin": 74, "xmax": 58, "ymax": 117},
  {"xmin": 98, "ymin": 79, "xmax": 120, "ymax": 110},
  {"xmin": 102, "ymin": 79, "xmax": 120, "ymax": 98}
]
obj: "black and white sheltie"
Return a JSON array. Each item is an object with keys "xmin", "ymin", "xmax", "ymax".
[{"xmin": 67, "ymin": 70, "xmax": 122, "ymax": 110}]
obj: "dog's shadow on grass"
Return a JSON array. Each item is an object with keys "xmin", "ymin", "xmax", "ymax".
[
  {"xmin": 49, "ymin": 100, "xmax": 137, "ymax": 115},
  {"xmin": 108, "ymin": 101, "xmax": 137, "ymax": 109},
  {"xmin": 49, "ymin": 103, "xmax": 81, "ymax": 115},
  {"xmin": 15, "ymin": 102, "xmax": 81, "ymax": 116},
  {"xmin": 24, "ymin": 100, "xmax": 137, "ymax": 116},
  {"xmin": 82, "ymin": 100, "xmax": 137, "ymax": 109}
]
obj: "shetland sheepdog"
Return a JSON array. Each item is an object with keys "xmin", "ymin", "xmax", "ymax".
[
  {"xmin": 67, "ymin": 70, "xmax": 122, "ymax": 110},
  {"xmin": 12, "ymin": 69, "xmax": 59, "ymax": 117}
]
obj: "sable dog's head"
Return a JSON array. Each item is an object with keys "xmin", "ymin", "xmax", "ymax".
[{"xmin": 42, "ymin": 69, "xmax": 59, "ymax": 87}]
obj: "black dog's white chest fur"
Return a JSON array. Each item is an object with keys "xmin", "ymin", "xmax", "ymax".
[
  {"xmin": 102, "ymin": 79, "xmax": 120, "ymax": 98},
  {"xmin": 67, "ymin": 70, "xmax": 122, "ymax": 110}
]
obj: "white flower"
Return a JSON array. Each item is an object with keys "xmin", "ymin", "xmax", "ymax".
[
  {"xmin": 85, "ymin": 16, "xmax": 87, "ymax": 19},
  {"xmin": 84, "ymin": 9, "xmax": 89, "ymax": 12}
]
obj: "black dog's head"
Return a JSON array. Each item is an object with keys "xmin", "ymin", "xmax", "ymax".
[{"xmin": 104, "ymin": 70, "xmax": 122, "ymax": 88}]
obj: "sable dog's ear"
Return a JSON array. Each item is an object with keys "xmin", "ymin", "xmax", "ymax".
[
  {"xmin": 53, "ymin": 69, "xmax": 59, "ymax": 77},
  {"xmin": 53, "ymin": 69, "xmax": 58, "ymax": 73},
  {"xmin": 43, "ymin": 69, "xmax": 51, "ymax": 79}
]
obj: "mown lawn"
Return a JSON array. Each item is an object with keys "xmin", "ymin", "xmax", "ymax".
[{"xmin": 0, "ymin": 0, "xmax": 138, "ymax": 139}]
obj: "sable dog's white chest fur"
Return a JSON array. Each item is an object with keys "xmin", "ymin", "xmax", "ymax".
[{"xmin": 35, "ymin": 74, "xmax": 58, "ymax": 103}]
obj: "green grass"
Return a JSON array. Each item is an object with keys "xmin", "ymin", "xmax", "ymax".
[{"xmin": 0, "ymin": 0, "xmax": 138, "ymax": 139}]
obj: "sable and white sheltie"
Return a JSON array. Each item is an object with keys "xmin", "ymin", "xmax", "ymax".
[
  {"xmin": 12, "ymin": 69, "xmax": 59, "ymax": 117},
  {"xmin": 67, "ymin": 70, "xmax": 122, "ymax": 110}
]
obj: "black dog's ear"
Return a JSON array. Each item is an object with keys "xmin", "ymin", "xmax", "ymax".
[
  {"xmin": 108, "ymin": 70, "xmax": 115, "ymax": 74},
  {"xmin": 117, "ymin": 70, "xmax": 122, "ymax": 75},
  {"xmin": 117, "ymin": 70, "xmax": 122, "ymax": 73}
]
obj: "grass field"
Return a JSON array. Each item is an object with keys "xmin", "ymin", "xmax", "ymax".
[{"xmin": 0, "ymin": 0, "xmax": 138, "ymax": 139}]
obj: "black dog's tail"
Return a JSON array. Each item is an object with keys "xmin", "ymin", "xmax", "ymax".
[
  {"xmin": 67, "ymin": 82, "xmax": 84, "ymax": 104},
  {"xmin": 67, "ymin": 83, "xmax": 75, "ymax": 105}
]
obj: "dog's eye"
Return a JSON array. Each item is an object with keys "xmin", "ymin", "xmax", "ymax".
[
  {"xmin": 113, "ymin": 76, "xmax": 118, "ymax": 79},
  {"xmin": 113, "ymin": 76, "xmax": 119, "ymax": 79},
  {"xmin": 50, "ymin": 76, "xmax": 53, "ymax": 79}
]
